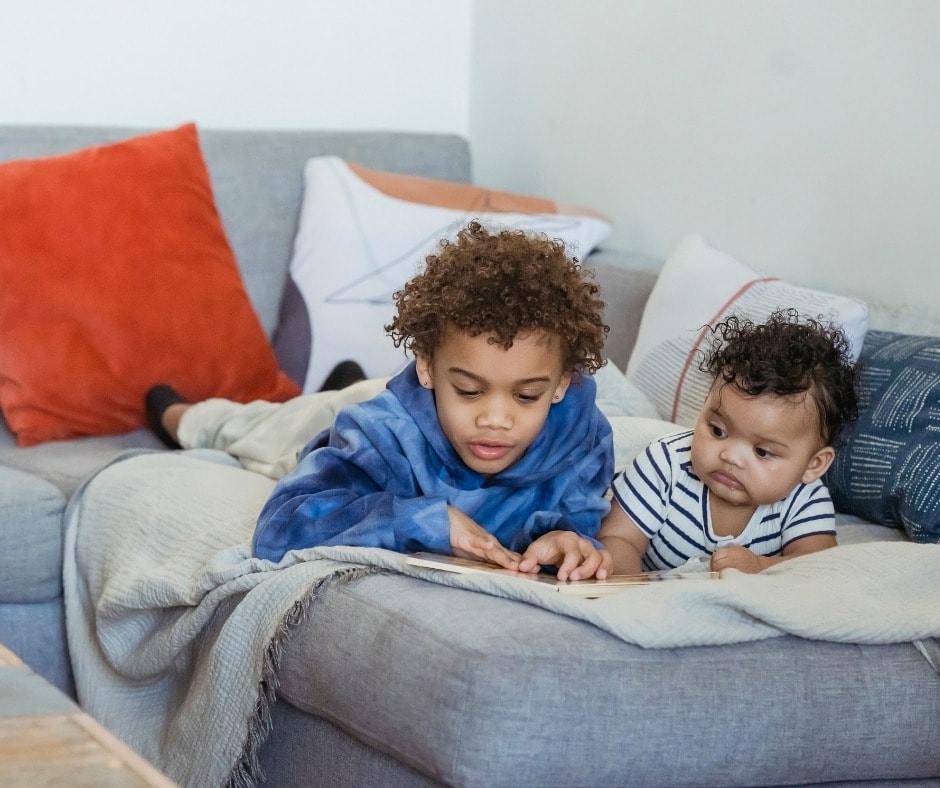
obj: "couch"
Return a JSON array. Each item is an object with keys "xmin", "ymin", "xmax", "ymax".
[{"xmin": 1, "ymin": 125, "xmax": 938, "ymax": 787}]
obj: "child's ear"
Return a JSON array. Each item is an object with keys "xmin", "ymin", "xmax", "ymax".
[
  {"xmin": 801, "ymin": 445, "xmax": 835, "ymax": 484},
  {"xmin": 551, "ymin": 372, "xmax": 572, "ymax": 404},
  {"xmin": 415, "ymin": 354, "xmax": 434, "ymax": 389}
]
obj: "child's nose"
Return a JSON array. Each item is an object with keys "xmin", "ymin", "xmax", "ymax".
[
  {"xmin": 719, "ymin": 443, "xmax": 742, "ymax": 467},
  {"xmin": 477, "ymin": 396, "xmax": 513, "ymax": 429}
]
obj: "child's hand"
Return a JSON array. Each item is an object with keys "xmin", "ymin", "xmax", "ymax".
[
  {"xmin": 518, "ymin": 530, "xmax": 613, "ymax": 581},
  {"xmin": 710, "ymin": 545, "xmax": 763, "ymax": 574},
  {"xmin": 448, "ymin": 506, "xmax": 522, "ymax": 570}
]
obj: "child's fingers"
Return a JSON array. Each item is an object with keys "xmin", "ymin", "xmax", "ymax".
[
  {"xmin": 517, "ymin": 537, "xmax": 560, "ymax": 573},
  {"xmin": 518, "ymin": 532, "xmax": 608, "ymax": 580},
  {"xmin": 465, "ymin": 534, "xmax": 519, "ymax": 568},
  {"xmin": 487, "ymin": 550, "xmax": 522, "ymax": 570},
  {"xmin": 567, "ymin": 548, "xmax": 612, "ymax": 581},
  {"xmin": 516, "ymin": 553, "xmax": 542, "ymax": 574},
  {"xmin": 554, "ymin": 535, "xmax": 600, "ymax": 581}
]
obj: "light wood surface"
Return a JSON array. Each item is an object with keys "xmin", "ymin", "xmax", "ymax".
[{"xmin": 0, "ymin": 643, "xmax": 177, "ymax": 787}]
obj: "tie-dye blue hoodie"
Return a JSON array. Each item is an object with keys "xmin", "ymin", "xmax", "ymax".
[{"xmin": 252, "ymin": 361, "xmax": 613, "ymax": 562}]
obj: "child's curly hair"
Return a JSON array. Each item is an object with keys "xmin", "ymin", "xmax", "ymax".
[
  {"xmin": 385, "ymin": 221, "xmax": 608, "ymax": 374},
  {"xmin": 699, "ymin": 308, "xmax": 860, "ymax": 446}
]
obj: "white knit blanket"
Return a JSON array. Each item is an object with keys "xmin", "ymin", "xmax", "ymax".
[{"xmin": 63, "ymin": 450, "xmax": 940, "ymax": 788}]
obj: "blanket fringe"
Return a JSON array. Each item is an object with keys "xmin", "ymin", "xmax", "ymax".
[
  {"xmin": 914, "ymin": 638, "xmax": 940, "ymax": 675},
  {"xmin": 225, "ymin": 565, "xmax": 384, "ymax": 788}
]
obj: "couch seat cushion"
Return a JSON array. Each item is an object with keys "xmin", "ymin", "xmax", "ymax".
[
  {"xmin": 275, "ymin": 572, "xmax": 940, "ymax": 786},
  {"xmin": 0, "ymin": 466, "xmax": 66, "ymax": 603},
  {"xmin": 0, "ymin": 419, "xmax": 169, "ymax": 498}
]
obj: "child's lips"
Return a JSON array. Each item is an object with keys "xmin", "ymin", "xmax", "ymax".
[
  {"xmin": 711, "ymin": 470, "xmax": 743, "ymax": 491},
  {"xmin": 469, "ymin": 441, "xmax": 513, "ymax": 461}
]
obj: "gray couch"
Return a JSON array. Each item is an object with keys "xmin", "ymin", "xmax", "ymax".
[{"xmin": 1, "ymin": 126, "xmax": 938, "ymax": 787}]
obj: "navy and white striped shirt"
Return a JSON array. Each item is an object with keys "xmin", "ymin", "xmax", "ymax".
[{"xmin": 609, "ymin": 430, "xmax": 836, "ymax": 570}]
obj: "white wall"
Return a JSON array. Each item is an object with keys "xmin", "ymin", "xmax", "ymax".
[
  {"xmin": 0, "ymin": 0, "xmax": 472, "ymax": 133},
  {"xmin": 470, "ymin": 0, "xmax": 940, "ymax": 320},
  {"xmin": 3, "ymin": 1, "xmax": 937, "ymax": 321}
]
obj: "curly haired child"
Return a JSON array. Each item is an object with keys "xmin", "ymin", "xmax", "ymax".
[
  {"xmin": 597, "ymin": 308, "xmax": 860, "ymax": 574},
  {"xmin": 150, "ymin": 221, "xmax": 616, "ymax": 579}
]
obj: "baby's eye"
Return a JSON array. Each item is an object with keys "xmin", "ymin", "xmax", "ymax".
[
  {"xmin": 709, "ymin": 423, "xmax": 726, "ymax": 439},
  {"xmin": 754, "ymin": 447, "xmax": 775, "ymax": 459},
  {"xmin": 455, "ymin": 387, "xmax": 481, "ymax": 399},
  {"xmin": 516, "ymin": 392, "xmax": 542, "ymax": 404}
]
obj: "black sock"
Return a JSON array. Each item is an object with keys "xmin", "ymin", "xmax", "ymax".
[
  {"xmin": 144, "ymin": 385, "xmax": 188, "ymax": 449},
  {"xmin": 319, "ymin": 360, "xmax": 366, "ymax": 392}
]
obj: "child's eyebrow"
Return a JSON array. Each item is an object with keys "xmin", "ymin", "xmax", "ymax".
[
  {"xmin": 448, "ymin": 367, "xmax": 552, "ymax": 386},
  {"xmin": 448, "ymin": 367, "xmax": 484, "ymax": 383},
  {"xmin": 710, "ymin": 404, "xmax": 788, "ymax": 448},
  {"xmin": 752, "ymin": 434, "xmax": 789, "ymax": 450}
]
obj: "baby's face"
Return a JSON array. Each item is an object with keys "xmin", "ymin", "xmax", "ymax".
[
  {"xmin": 417, "ymin": 329, "xmax": 570, "ymax": 476},
  {"xmin": 690, "ymin": 382, "xmax": 833, "ymax": 509}
]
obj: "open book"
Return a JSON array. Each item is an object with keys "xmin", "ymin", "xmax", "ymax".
[{"xmin": 405, "ymin": 552, "xmax": 719, "ymax": 599}]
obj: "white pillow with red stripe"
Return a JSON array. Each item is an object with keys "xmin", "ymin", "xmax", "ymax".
[{"xmin": 626, "ymin": 234, "xmax": 869, "ymax": 426}]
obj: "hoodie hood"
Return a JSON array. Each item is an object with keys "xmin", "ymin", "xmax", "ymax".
[{"xmin": 387, "ymin": 361, "xmax": 610, "ymax": 488}]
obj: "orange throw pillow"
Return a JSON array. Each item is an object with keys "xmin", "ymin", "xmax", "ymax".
[{"xmin": 0, "ymin": 124, "xmax": 299, "ymax": 446}]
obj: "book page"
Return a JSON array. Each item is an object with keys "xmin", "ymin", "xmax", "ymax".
[{"xmin": 405, "ymin": 553, "xmax": 719, "ymax": 599}]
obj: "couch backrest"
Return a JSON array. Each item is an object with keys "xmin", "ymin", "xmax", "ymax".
[{"xmin": 0, "ymin": 125, "xmax": 473, "ymax": 335}]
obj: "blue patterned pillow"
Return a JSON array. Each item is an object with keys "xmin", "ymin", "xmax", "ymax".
[{"xmin": 825, "ymin": 329, "xmax": 940, "ymax": 543}]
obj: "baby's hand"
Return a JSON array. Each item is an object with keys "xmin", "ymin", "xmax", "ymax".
[
  {"xmin": 710, "ymin": 544, "xmax": 764, "ymax": 574},
  {"xmin": 518, "ymin": 530, "xmax": 613, "ymax": 581},
  {"xmin": 448, "ymin": 506, "xmax": 521, "ymax": 570}
]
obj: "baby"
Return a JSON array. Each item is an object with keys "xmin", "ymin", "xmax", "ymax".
[{"xmin": 598, "ymin": 309, "xmax": 860, "ymax": 574}]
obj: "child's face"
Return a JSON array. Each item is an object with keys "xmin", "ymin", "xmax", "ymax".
[
  {"xmin": 416, "ymin": 329, "xmax": 571, "ymax": 476},
  {"xmin": 690, "ymin": 381, "xmax": 835, "ymax": 509}
]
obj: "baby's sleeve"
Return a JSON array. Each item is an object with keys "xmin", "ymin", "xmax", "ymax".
[{"xmin": 608, "ymin": 440, "xmax": 673, "ymax": 538}]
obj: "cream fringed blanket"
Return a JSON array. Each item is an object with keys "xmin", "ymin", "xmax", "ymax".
[{"xmin": 63, "ymin": 451, "xmax": 940, "ymax": 788}]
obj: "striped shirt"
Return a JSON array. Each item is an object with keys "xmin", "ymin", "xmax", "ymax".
[{"xmin": 609, "ymin": 430, "xmax": 836, "ymax": 570}]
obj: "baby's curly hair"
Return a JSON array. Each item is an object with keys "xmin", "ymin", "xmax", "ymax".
[
  {"xmin": 700, "ymin": 308, "xmax": 860, "ymax": 446},
  {"xmin": 385, "ymin": 221, "xmax": 608, "ymax": 374}
]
